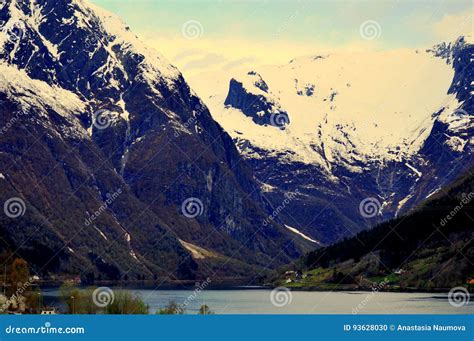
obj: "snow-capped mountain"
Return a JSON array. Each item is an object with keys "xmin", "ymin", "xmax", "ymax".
[
  {"xmin": 195, "ymin": 37, "xmax": 473, "ymax": 244},
  {"xmin": 0, "ymin": 0, "xmax": 309, "ymax": 280}
]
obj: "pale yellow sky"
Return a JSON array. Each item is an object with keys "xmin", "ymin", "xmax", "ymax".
[
  {"xmin": 141, "ymin": 8, "xmax": 472, "ymax": 80},
  {"xmin": 91, "ymin": 0, "xmax": 472, "ymax": 80}
]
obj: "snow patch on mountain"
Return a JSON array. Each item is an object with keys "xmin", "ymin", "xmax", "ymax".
[
  {"xmin": 196, "ymin": 48, "xmax": 458, "ymax": 172},
  {"xmin": 396, "ymin": 193, "xmax": 414, "ymax": 216},
  {"xmin": 84, "ymin": 0, "xmax": 181, "ymax": 86},
  {"xmin": 285, "ymin": 225, "xmax": 321, "ymax": 245},
  {"xmin": 178, "ymin": 239, "xmax": 217, "ymax": 260},
  {"xmin": 405, "ymin": 162, "xmax": 422, "ymax": 178},
  {"xmin": 0, "ymin": 63, "xmax": 86, "ymax": 137},
  {"xmin": 0, "ymin": 1, "xmax": 59, "ymax": 61},
  {"xmin": 426, "ymin": 187, "xmax": 442, "ymax": 199}
]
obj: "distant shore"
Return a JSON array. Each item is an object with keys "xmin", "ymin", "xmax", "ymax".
[
  {"xmin": 37, "ymin": 281, "xmax": 462, "ymax": 294},
  {"xmin": 282, "ymin": 286, "xmax": 463, "ymax": 294},
  {"xmin": 37, "ymin": 277, "xmax": 268, "ymax": 290}
]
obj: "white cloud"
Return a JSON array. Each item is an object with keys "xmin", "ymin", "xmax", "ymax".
[
  {"xmin": 432, "ymin": 9, "xmax": 472, "ymax": 41},
  {"xmin": 182, "ymin": 53, "xmax": 227, "ymax": 71}
]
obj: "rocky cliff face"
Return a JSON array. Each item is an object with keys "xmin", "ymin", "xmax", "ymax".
[
  {"xmin": 225, "ymin": 73, "xmax": 290, "ymax": 128},
  {"xmin": 202, "ymin": 37, "xmax": 473, "ymax": 244},
  {"xmin": 0, "ymin": 0, "xmax": 306, "ymax": 281}
]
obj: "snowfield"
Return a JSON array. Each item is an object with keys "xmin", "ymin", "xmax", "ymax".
[{"xmin": 193, "ymin": 48, "xmax": 463, "ymax": 172}]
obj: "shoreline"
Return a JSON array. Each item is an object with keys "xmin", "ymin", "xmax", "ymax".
[{"xmin": 38, "ymin": 283, "xmax": 461, "ymax": 295}]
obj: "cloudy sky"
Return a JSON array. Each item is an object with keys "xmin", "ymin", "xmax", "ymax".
[{"xmin": 90, "ymin": 0, "xmax": 472, "ymax": 79}]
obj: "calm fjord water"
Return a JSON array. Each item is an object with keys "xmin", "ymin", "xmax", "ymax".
[{"xmin": 43, "ymin": 288, "xmax": 472, "ymax": 314}]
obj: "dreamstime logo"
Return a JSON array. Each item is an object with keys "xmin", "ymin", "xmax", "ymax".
[
  {"xmin": 1, "ymin": 21, "xmax": 26, "ymax": 44},
  {"xmin": 270, "ymin": 287, "xmax": 292, "ymax": 307},
  {"xmin": 92, "ymin": 109, "xmax": 112, "ymax": 130},
  {"xmin": 3, "ymin": 197, "xmax": 26, "ymax": 218},
  {"xmin": 84, "ymin": 34, "xmax": 99, "ymax": 50},
  {"xmin": 352, "ymin": 280, "xmax": 387, "ymax": 314},
  {"xmin": 84, "ymin": 33, "xmax": 115, "ymax": 50},
  {"xmin": 0, "ymin": 109, "xmax": 28, "ymax": 135},
  {"xmin": 92, "ymin": 287, "xmax": 115, "ymax": 308},
  {"xmin": 181, "ymin": 197, "xmax": 204, "ymax": 218},
  {"xmin": 178, "ymin": 277, "xmax": 212, "ymax": 313},
  {"xmin": 359, "ymin": 20, "xmax": 381, "ymax": 40},
  {"xmin": 440, "ymin": 192, "xmax": 474, "ymax": 227},
  {"xmin": 448, "ymin": 287, "xmax": 470, "ymax": 307},
  {"xmin": 269, "ymin": 112, "xmax": 290, "ymax": 129},
  {"xmin": 84, "ymin": 188, "xmax": 122, "ymax": 226},
  {"xmin": 1, "ymin": 278, "xmax": 34, "ymax": 312},
  {"xmin": 453, "ymin": 108, "xmax": 468, "ymax": 116},
  {"xmin": 263, "ymin": 190, "xmax": 299, "ymax": 227},
  {"xmin": 359, "ymin": 197, "xmax": 381, "ymax": 218},
  {"xmin": 174, "ymin": 104, "xmax": 204, "ymax": 138},
  {"xmin": 181, "ymin": 20, "xmax": 203, "ymax": 40}
]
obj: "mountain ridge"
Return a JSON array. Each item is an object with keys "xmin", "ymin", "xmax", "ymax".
[
  {"xmin": 196, "ymin": 36, "xmax": 473, "ymax": 244},
  {"xmin": 0, "ymin": 0, "xmax": 309, "ymax": 281},
  {"xmin": 273, "ymin": 166, "xmax": 474, "ymax": 290}
]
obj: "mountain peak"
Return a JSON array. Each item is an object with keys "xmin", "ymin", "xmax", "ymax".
[
  {"xmin": 1, "ymin": 0, "xmax": 180, "ymax": 96},
  {"xmin": 0, "ymin": 0, "xmax": 305, "ymax": 280}
]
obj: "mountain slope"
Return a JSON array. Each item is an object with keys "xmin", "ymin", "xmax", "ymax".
[
  {"xmin": 274, "ymin": 167, "xmax": 474, "ymax": 290},
  {"xmin": 0, "ymin": 0, "xmax": 307, "ymax": 281},
  {"xmin": 195, "ymin": 37, "xmax": 473, "ymax": 244}
]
